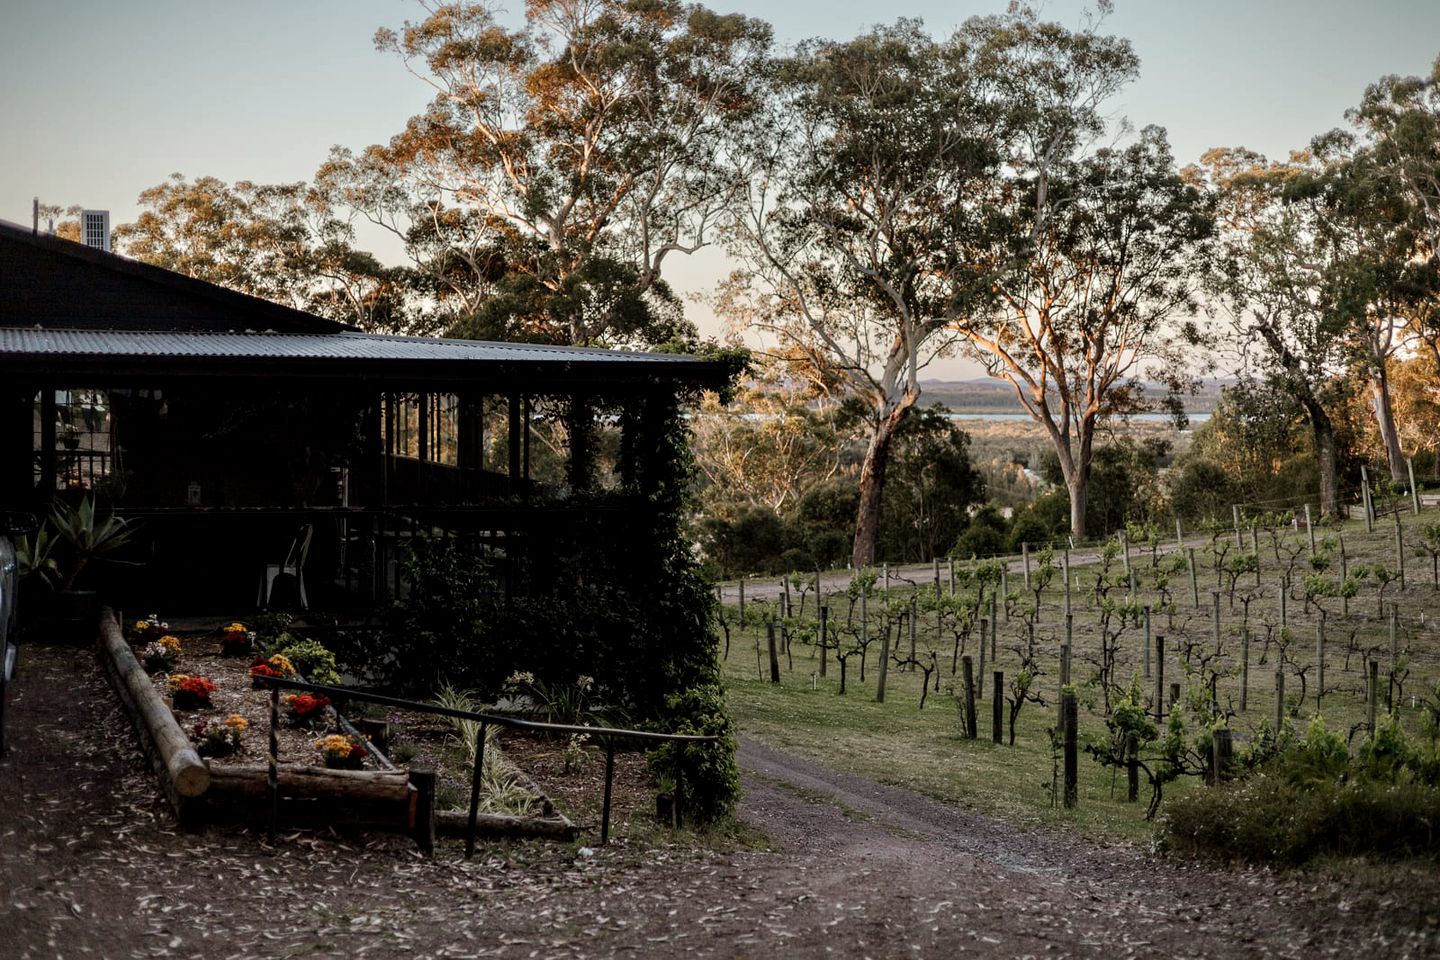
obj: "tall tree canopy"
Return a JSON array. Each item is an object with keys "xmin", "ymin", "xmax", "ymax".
[{"xmin": 355, "ymin": 0, "xmax": 772, "ymax": 347}]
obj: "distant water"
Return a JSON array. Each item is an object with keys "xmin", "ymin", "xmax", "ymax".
[{"xmin": 947, "ymin": 412, "xmax": 1210, "ymax": 426}]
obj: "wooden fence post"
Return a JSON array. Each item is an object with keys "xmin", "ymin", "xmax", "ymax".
[
  {"xmin": 1368, "ymin": 659, "xmax": 1379, "ymax": 737},
  {"xmin": 767, "ymin": 621, "xmax": 781, "ymax": 685},
  {"xmin": 1058, "ymin": 640, "xmax": 1071, "ymax": 731},
  {"xmin": 1316, "ymin": 612, "xmax": 1326, "ymax": 713},
  {"xmin": 1408, "ymin": 457, "xmax": 1420, "ymax": 514},
  {"xmin": 1304, "ymin": 504, "xmax": 1316, "ymax": 555},
  {"xmin": 1211, "ymin": 728, "xmax": 1233, "ymax": 783},
  {"xmin": 1240, "ymin": 625, "xmax": 1249, "ymax": 711},
  {"xmin": 874, "ymin": 619, "xmax": 889, "ymax": 702},
  {"xmin": 962, "ymin": 655, "xmax": 977, "ymax": 739},
  {"xmin": 1187, "ymin": 548, "xmax": 1199, "ymax": 608},
  {"xmin": 977, "ymin": 617, "xmax": 987, "ymax": 700},
  {"xmin": 738, "ymin": 579, "xmax": 745, "ymax": 621},
  {"xmin": 1143, "ymin": 605, "xmax": 1152, "ymax": 679},
  {"xmin": 1062, "ymin": 548, "xmax": 1071, "ymax": 617},
  {"xmin": 1154, "ymin": 634, "xmax": 1165, "ymax": 721},
  {"xmin": 992, "ymin": 671, "xmax": 1004, "ymax": 744},
  {"xmin": 1274, "ymin": 668, "xmax": 1285, "ymax": 735},
  {"xmin": 1062, "ymin": 691, "xmax": 1078, "ymax": 808},
  {"xmin": 1361, "ymin": 464, "xmax": 1374, "ymax": 533},
  {"xmin": 1022, "ymin": 542, "xmax": 1031, "ymax": 591},
  {"xmin": 818, "ymin": 606, "xmax": 828, "ymax": 678},
  {"xmin": 1389, "ymin": 604, "xmax": 1399, "ymax": 711}
]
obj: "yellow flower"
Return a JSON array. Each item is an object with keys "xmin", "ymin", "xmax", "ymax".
[
  {"xmin": 167, "ymin": 674, "xmax": 190, "ymax": 691},
  {"xmin": 133, "ymin": 620, "xmax": 149, "ymax": 633},
  {"xmin": 267, "ymin": 654, "xmax": 296, "ymax": 677},
  {"xmin": 158, "ymin": 635, "xmax": 182, "ymax": 652},
  {"xmin": 224, "ymin": 714, "xmax": 249, "ymax": 733},
  {"xmin": 223, "ymin": 622, "xmax": 248, "ymax": 633}
]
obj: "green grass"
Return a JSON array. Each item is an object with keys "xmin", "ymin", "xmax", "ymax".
[{"xmin": 720, "ymin": 505, "xmax": 1440, "ymax": 845}]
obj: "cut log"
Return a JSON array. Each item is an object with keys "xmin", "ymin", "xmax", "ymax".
[
  {"xmin": 206, "ymin": 764, "xmax": 411, "ymax": 803},
  {"xmin": 98, "ymin": 609, "xmax": 210, "ymax": 801},
  {"xmin": 435, "ymin": 809, "xmax": 579, "ymax": 841}
]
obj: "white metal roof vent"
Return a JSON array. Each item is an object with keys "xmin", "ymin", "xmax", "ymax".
[{"xmin": 81, "ymin": 210, "xmax": 110, "ymax": 253}]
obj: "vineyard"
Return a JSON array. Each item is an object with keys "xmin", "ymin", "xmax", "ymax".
[{"xmin": 718, "ymin": 494, "xmax": 1440, "ymax": 847}]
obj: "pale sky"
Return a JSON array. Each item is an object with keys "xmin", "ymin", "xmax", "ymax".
[{"xmin": 4, "ymin": 0, "xmax": 1439, "ymax": 377}]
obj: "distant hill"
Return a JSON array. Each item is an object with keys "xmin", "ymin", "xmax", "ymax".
[{"xmin": 917, "ymin": 377, "xmax": 1229, "ymax": 415}]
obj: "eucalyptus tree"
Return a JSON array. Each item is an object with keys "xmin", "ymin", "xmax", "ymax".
[
  {"xmin": 1196, "ymin": 147, "xmax": 1349, "ymax": 517},
  {"xmin": 368, "ymin": 0, "xmax": 772, "ymax": 348},
  {"xmin": 961, "ymin": 117, "xmax": 1213, "ymax": 539},
  {"xmin": 115, "ymin": 174, "xmax": 411, "ymax": 332},
  {"xmin": 718, "ymin": 18, "xmax": 1007, "ymax": 568}
]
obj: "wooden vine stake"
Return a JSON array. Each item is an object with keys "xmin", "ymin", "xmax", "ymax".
[
  {"xmin": 961, "ymin": 656, "xmax": 977, "ymax": 739},
  {"xmin": 1062, "ymin": 691, "xmax": 1078, "ymax": 809},
  {"xmin": 992, "ymin": 671, "xmax": 1004, "ymax": 744}
]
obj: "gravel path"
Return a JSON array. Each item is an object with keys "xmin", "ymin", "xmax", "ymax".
[{"xmin": 3, "ymin": 643, "xmax": 1438, "ymax": 959}]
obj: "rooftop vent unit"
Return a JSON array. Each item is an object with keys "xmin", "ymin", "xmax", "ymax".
[{"xmin": 81, "ymin": 209, "xmax": 110, "ymax": 253}]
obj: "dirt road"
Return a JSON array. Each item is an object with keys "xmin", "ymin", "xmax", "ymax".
[{"xmin": 3, "ymin": 644, "xmax": 1437, "ymax": 958}]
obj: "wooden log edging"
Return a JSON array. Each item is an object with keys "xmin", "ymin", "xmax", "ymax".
[
  {"xmin": 435, "ymin": 809, "xmax": 578, "ymax": 841},
  {"xmin": 97, "ymin": 607, "xmax": 210, "ymax": 811}
]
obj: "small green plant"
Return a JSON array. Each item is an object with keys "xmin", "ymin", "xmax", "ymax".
[{"xmin": 275, "ymin": 637, "xmax": 341, "ymax": 686}]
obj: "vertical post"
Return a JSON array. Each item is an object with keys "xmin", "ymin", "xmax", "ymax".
[
  {"xmin": 818, "ymin": 606, "xmax": 828, "ymax": 678},
  {"xmin": 1022, "ymin": 542, "xmax": 1031, "ymax": 591},
  {"xmin": 1062, "ymin": 691, "xmax": 1078, "ymax": 809},
  {"xmin": 1154, "ymin": 634, "xmax": 1165, "ymax": 722},
  {"xmin": 1389, "ymin": 603, "xmax": 1399, "ymax": 711},
  {"xmin": 934, "ymin": 557, "xmax": 942, "ymax": 599},
  {"xmin": 1062, "ymin": 548, "xmax": 1071, "ymax": 618},
  {"xmin": 992, "ymin": 671, "xmax": 1003, "ymax": 744},
  {"xmin": 600, "ymin": 738, "xmax": 616, "ymax": 845},
  {"xmin": 961, "ymin": 656, "xmax": 977, "ymax": 739},
  {"xmin": 1250, "ymin": 526, "xmax": 1262, "ymax": 586},
  {"xmin": 1315, "ymin": 612, "xmax": 1326, "ymax": 713},
  {"xmin": 1143, "ymin": 605, "xmax": 1152, "ymax": 679},
  {"xmin": 1396, "ymin": 523, "xmax": 1406, "ymax": 590},
  {"xmin": 409, "ymin": 769, "xmax": 436, "ymax": 856},
  {"xmin": 860, "ymin": 585, "xmax": 868, "ymax": 659},
  {"xmin": 1368, "ymin": 660, "xmax": 1379, "ymax": 737},
  {"xmin": 908, "ymin": 595, "xmax": 918, "ymax": 668},
  {"xmin": 1211, "ymin": 728, "xmax": 1233, "ymax": 783},
  {"xmin": 1058, "ymin": 640, "xmax": 1071, "ymax": 731},
  {"xmin": 1187, "ymin": 548, "xmax": 1199, "ymax": 608},
  {"xmin": 1000, "ymin": 565, "xmax": 1009, "ymax": 620},
  {"xmin": 875, "ymin": 619, "xmax": 890, "ymax": 703},
  {"xmin": 767, "ymin": 621, "xmax": 780, "ymax": 685},
  {"xmin": 1212, "ymin": 591, "xmax": 1222, "ymax": 650},
  {"xmin": 882, "ymin": 562, "xmax": 889, "ymax": 594},
  {"xmin": 1240, "ymin": 626, "xmax": 1250, "ymax": 712},
  {"xmin": 948, "ymin": 557, "xmax": 956, "ymax": 595},
  {"xmin": 1232, "ymin": 504, "xmax": 1242, "ymax": 550},
  {"xmin": 1175, "ymin": 517, "xmax": 1184, "ymax": 547},
  {"xmin": 1274, "ymin": 668, "xmax": 1285, "ymax": 736},
  {"xmin": 465, "ymin": 720, "xmax": 488, "ymax": 859},
  {"xmin": 1121, "ymin": 530, "xmax": 1131, "ymax": 574},
  {"xmin": 1280, "ymin": 575, "xmax": 1288, "ymax": 627},
  {"xmin": 268, "ymin": 685, "xmax": 280, "ymax": 844},
  {"xmin": 977, "ymin": 618, "xmax": 987, "ymax": 699},
  {"xmin": 989, "ymin": 595, "xmax": 998, "ymax": 659},
  {"xmin": 1304, "ymin": 504, "xmax": 1316, "ymax": 555},
  {"xmin": 738, "ymin": 580, "xmax": 745, "ymax": 622},
  {"xmin": 1408, "ymin": 458, "xmax": 1421, "ymax": 514},
  {"xmin": 1339, "ymin": 533, "xmax": 1349, "ymax": 617},
  {"xmin": 1361, "ymin": 464, "xmax": 1374, "ymax": 533}
]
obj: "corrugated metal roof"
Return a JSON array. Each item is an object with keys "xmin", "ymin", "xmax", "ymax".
[{"xmin": 0, "ymin": 327, "xmax": 703, "ymax": 367}]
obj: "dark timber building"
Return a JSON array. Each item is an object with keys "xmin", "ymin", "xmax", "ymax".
[{"xmin": 0, "ymin": 220, "xmax": 727, "ymax": 612}]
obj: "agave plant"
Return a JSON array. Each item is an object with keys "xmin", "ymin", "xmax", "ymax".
[
  {"xmin": 49, "ymin": 496, "xmax": 139, "ymax": 590},
  {"xmin": 15, "ymin": 526, "xmax": 61, "ymax": 589}
]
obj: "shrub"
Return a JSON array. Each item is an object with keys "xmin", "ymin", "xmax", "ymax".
[
  {"xmin": 1160, "ymin": 713, "xmax": 1440, "ymax": 864},
  {"xmin": 276, "ymin": 637, "xmax": 342, "ymax": 686},
  {"xmin": 647, "ymin": 682, "xmax": 740, "ymax": 825}
]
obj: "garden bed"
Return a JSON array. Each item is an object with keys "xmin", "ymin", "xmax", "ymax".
[{"xmin": 99, "ymin": 611, "xmax": 598, "ymax": 847}]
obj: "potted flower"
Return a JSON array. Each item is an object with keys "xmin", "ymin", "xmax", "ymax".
[
  {"xmin": 140, "ymin": 634, "xmax": 182, "ymax": 673},
  {"xmin": 249, "ymin": 653, "xmax": 296, "ymax": 688},
  {"xmin": 129, "ymin": 614, "xmax": 169, "ymax": 643},
  {"xmin": 314, "ymin": 733, "xmax": 367, "ymax": 770},
  {"xmin": 285, "ymin": 692, "xmax": 331, "ymax": 727},
  {"xmin": 169, "ymin": 674, "xmax": 216, "ymax": 711},
  {"xmin": 193, "ymin": 714, "xmax": 248, "ymax": 758},
  {"xmin": 218, "ymin": 622, "xmax": 255, "ymax": 657}
]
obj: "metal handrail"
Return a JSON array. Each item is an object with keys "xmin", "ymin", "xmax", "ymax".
[{"xmin": 255, "ymin": 675, "xmax": 717, "ymax": 855}]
